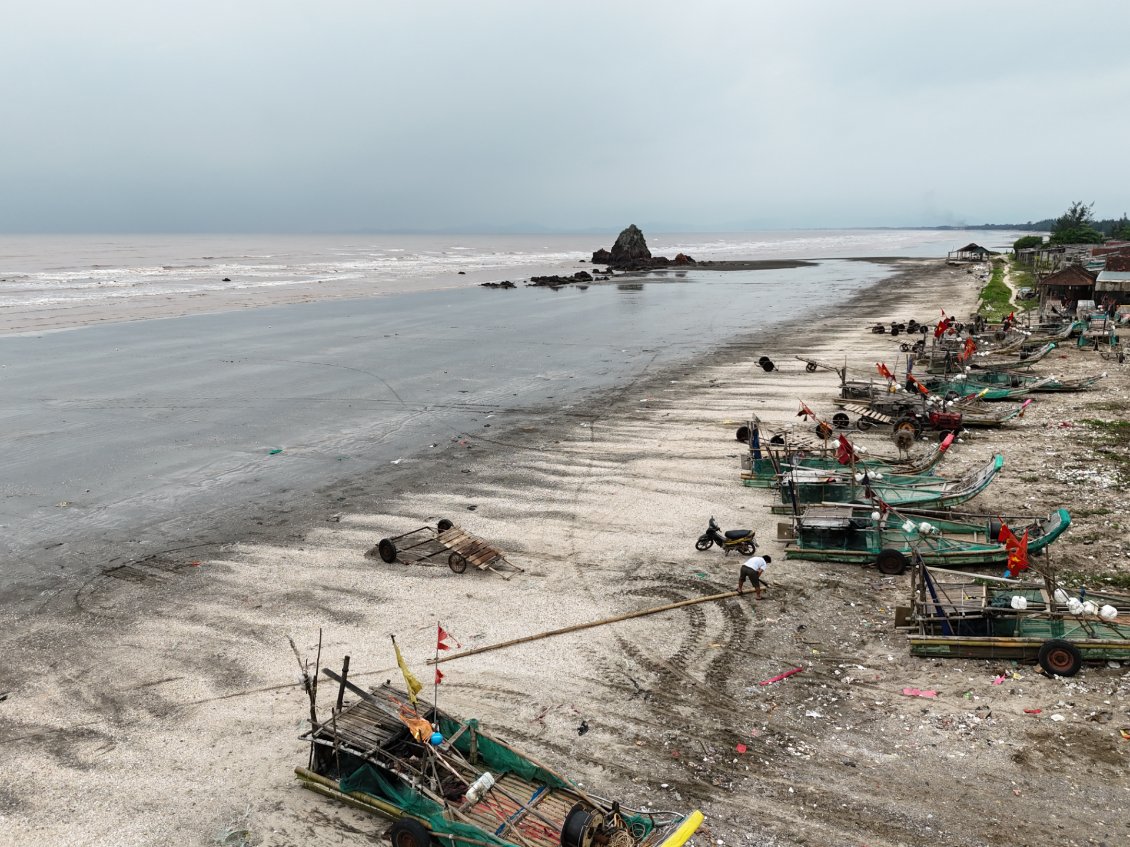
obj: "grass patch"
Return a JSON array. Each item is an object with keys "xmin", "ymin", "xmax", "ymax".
[
  {"xmin": 1056, "ymin": 569, "xmax": 1130, "ymax": 590},
  {"xmin": 1072, "ymin": 506, "xmax": 1113, "ymax": 518},
  {"xmin": 1078, "ymin": 418, "xmax": 1130, "ymax": 481},
  {"xmin": 977, "ymin": 262, "xmax": 1013, "ymax": 321},
  {"xmin": 1079, "ymin": 418, "xmax": 1130, "ymax": 441}
]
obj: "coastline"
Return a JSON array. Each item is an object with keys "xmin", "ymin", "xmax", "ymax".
[{"xmin": 3, "ymin": 256, "xmax": 1127, "ymax": 846}]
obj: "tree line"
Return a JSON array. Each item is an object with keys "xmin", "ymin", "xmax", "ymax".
[{"xmin": 1010, "ymin": 202, "xmax": 1130, "ymax": 251}]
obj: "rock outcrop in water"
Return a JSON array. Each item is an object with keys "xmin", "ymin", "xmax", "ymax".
[{"xmin": 591, "ymin": 225, "xmax": 694, "ymax": 270}]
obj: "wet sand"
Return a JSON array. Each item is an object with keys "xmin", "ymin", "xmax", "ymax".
[{"xmin": 2, "ymin": 258, "xmax": 1128, "ymax": 847}]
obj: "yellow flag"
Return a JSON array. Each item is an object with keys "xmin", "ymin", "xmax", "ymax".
[{"xmin": 393, "ymin": 638, "xmax": 423, "ymax": 704}]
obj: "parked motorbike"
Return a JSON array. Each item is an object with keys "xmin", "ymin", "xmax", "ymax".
[{"xmin": 695, "ymin": 517, "xmax": 757, "ymax": 555}]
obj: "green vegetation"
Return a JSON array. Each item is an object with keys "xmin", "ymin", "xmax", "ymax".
[
  {"xmin": 1050, "ymin": 201, "xmax": 1105, "ymax": 245},
  {"xmin": 1056, "ymin": 569, "xmax": 1130, "ymax": 590},
  {"xmin": 1111, "ymin": 214, "xmax": 1130, "ymax": 241},
  {"xmin": 1079, "ymin": 418, "xmax": 1130, "ymax": 481},
  {"xmin": 1012, "ymin": 234, "xmax": 1045, "ymax": 253},
  {"xmin": 977, "ymin": 262, "xmax": 1013, "ymax": 320}
]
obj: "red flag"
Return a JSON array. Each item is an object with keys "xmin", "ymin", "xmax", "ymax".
[
  {"xmin": 437, "ymin": 624, "xmax": 461, "ymax": 652},
  {"xmin": 876, "ymin": 362, "xmax": 894, "ymax": 381},
  {"xmin": 998, "ymin": 521, "xmax": 1019, "ymax": 549},
  {"xmin": 434, "ymin": 667, "xmax": 445, "ymax": 685},
  {"xmin": 836, "ymin": 434, "xmax": 856, "ymax": 465},
  {"xmin": 934, "ymin": 316, "xmax": 954, "ymax": 339},
  {"xmin": 907, "ymin": 374, "xmax": 930, "ymax": 396},
  {"xmin": 797, "ymin": 401, "xmax": 816, "ymax": 420},
  {"xmin": 958, "ymin": 337, "xmax": 976, "ymax": 362},
  {"xmin": 1005, "ymin": 530, "xmax": 1029, "ymax": 578}
]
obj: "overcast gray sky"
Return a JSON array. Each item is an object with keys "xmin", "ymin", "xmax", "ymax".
[{"xmin": 3, "ymin": 1, "xmax": 1128, "ymax": 233}]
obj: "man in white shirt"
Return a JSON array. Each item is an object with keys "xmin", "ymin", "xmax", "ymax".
[{"xmin": 738, "ymin": 554, "xmax": 771, "ymax": 600}]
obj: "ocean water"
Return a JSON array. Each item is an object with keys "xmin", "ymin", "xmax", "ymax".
[
  {"xmin": 0, "ymin": 229, "xmax": 1029, "ymax": 593},
  {"xmin": 0, "ymin": 229, "xmax": 1027, "ymax": 312}
]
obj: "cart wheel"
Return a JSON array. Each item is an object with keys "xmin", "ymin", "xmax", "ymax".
[
  {"xmin": 1038, "ymin": 639, "xmax": 1082, "ymax": 677},
  {"xmin": 875, "ymin": 549, "xmax": 908, "ymax": 575},
  {"xmin": 736, "ymin": 425, "xmax": 751, "ymax": 443},
  {"xmin": 737, "ymin": 540, "xmax": 757, "ymax": 556},
  {"xmin": 377, "ymin": 539, "xmax": 398, "ymax": 564},
  {"xmin": 894, "ymin": 418, "xmax": 921, "ymax": 437},
  {"xmin": 390, "ymin": 818, "xmax": 432, "ymax": 847},
  {"xmin": 437, "ymin": 519, "xmax": 454, "ymax": 533},
  {"xmin": 806, "ymin": 362, "xmax": 817, "ymax": 373},
  {"xmin": 815, "ymin": 422, "xmax": 833, "ymax": 440},
  {"xmin": 899, "ymin": 342, "xmax": 910, "ymax": 352},
  {"xmin": 832, "ymin": 412, "xmax": 850, "ymax": 430},
  {"xmin": 857, "ymin": 417, "xmax": 873, "ymax": 432},
  {"xmin": 448, "ymin": 552, "xmax": 468, "ymax": 574}
]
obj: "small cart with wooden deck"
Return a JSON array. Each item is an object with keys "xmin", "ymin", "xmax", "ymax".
[{"xmin": 369, "ymin": 520, "xmax": 523, "ymax": 579}]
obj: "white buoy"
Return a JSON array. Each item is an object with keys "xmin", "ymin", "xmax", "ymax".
[
  {"xmin": 1011, "ymin": 595, "xmax": 1028, "ymax": 610},
  {"xmin": 1100, "ymin": 605, "xmax": 1118, "ymax": 620}
]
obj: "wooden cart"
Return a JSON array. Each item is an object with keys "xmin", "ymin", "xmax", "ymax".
[{"xmin": 368, "ymin": 520, "xmax": 523, "ymax": 579}]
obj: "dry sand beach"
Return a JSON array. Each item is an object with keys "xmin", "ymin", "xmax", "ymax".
[{"xmin": 2, "ymin": 258, "xmax": 1128, "ymax": 847}]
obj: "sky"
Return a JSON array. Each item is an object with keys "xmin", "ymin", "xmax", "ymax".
[{"xmin": 2, "ymin": 1, "xmax": 1129, "ymax": 233}]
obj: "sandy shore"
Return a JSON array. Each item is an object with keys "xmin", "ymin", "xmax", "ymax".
[{"xmin": 2, "ymin": 258, "xmax": 1128, "ymax": 847}]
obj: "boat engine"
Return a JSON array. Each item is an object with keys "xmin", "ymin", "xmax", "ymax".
[{"xmin": 561, "ymin": 803, "xmax": 636, "ymax": 847}]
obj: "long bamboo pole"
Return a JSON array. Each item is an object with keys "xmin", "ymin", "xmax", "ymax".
[{"xmin": 427, "ymin": 590, "xmax": 742, "ymax": 666}]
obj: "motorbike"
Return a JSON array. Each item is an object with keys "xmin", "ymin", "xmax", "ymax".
[{"xmin": 695, "ymin": 517, "xmax": 757, "ymax": 555}]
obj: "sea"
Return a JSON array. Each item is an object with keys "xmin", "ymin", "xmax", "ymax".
[
  {"xmin": 0, "ymin": 229, "xmax": 1024, "ymax": 311},
  {"xmin": 0, "ymin": 229, "xmax": 1029, "ymax": 595}
]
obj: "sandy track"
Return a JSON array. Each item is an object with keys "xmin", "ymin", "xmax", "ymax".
[{"xmin": 2, "ymin": 259, "xmax": 1127, "ymax": 847}]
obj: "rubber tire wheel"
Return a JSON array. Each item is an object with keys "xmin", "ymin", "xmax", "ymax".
[
  {"xmin": 988, "ymin": 517, "xmax": 1003, "ymax": 542},
  {"xmin": 815, "ymin": 423, "xmax": 833, "ymax": 439},
  {"xmin": 378, "ymin": 539, "xmax": 398, "ymax": 564},
  {"xmin": 944, "ymin": 391, "xmax": 960, "ymax": 402},
  {"xmin": 1038, "ymin": 639, "xmax": 1082, "ymax": 677},
  {"xmin": 806, "ymin": 362, "xmax": 817, "ymax": 373},
  {"xmin": 437, "ymin": 518, "xmax": 454, "ymax": 533},
  {"xmin": 832, "ymin": 412, "xmax": 850, "ymax": 429},
  {"xmin": 899, "ymin": 342, "xmax": 910, "ymax": 352},
  {"xmin": 695, "ymin": 537, "xmax": 714, "ymax": 551},
  {"xmin": 875, "ymin": 549, "xmax": 909, "ymax": 575},
  {"xmin": 390, "ymin": 818, "xmax": 432, "ymax": 847},
  {"xmin": 737, "ymin": 540, "xmax": 757, "ymax": 556},
  {"xmin": 894, "ymin": 419, "xmax": 919, "ymax": 437},
  {"xmin": 857, "ymin": 417, "xmax": 873, "ymax": 432},
  {"xmin": 736, "ymin": 425, "xmax": 751, "ymax": 443},
  {"xmin": 448, "ymin": 552, "xmax": 468, "ymax": 574}
]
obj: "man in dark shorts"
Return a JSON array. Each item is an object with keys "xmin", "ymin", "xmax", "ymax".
[{"xmin": 738, "ymin": 554, "xmax": 771, "ymax": 600}]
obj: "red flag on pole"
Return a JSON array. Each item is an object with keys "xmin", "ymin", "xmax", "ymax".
[
  {"xmin": 797, "ymin": 401, "xmax": 816, "ymax": 420},
  {"xmin": 876, "ymin": 362, "xmax": 894, "ymax": 381},
  {"xmin": 1005, "ymin": 530, "xmax": 1029, "ymax": 578},
  {"xmin": 836, "ymin": 434, "xmax": 856, "ymax": 465},
  {"xmin": 434, "ymin": 667, "xmax": 445, "ymax": 685},
  {"xmin": 998, "ymin": 521, "xmax": 1018, "ymax": 549},
  {"xmin": 437, "ymin": 624, "xmax": 461, "ymax": 652},
  {"xmin": 958, "ymin": 337, "xmax": 976, "ymax": 362},
  {"xmin": 907, "ymin": 373, "xmax": 930, "ymax": 396}
]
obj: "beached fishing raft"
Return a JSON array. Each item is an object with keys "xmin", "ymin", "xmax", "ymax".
[{"xmin": 297, "ymin": 677, "xmax": 703, "ymax": 847}]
